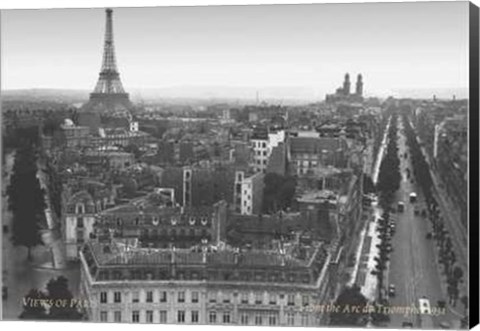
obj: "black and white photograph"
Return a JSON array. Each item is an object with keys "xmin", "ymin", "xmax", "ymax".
[{"xmin": 0, "ymin": 1, "xmax": 477, "ymax": 329}]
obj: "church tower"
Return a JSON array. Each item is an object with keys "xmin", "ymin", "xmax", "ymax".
[
  {"xmin": 343, "ymin": 73, "xmax": 351, "ymax": 95},
  {"xmin": 356, "ymin": 74, "xmax": 363, "ymax": 96}
]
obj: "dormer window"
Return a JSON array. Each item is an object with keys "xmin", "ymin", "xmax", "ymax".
[{"xmin": 75, "ymin": 203, "xmax": 85, "ymax": 214}]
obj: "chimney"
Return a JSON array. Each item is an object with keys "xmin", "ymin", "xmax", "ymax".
[
  {"xmin": 234, "ymin": 247, "xmax": 240, "ymax": 265},
  {"xmin": 280, "ymin": 248, "xmax": 286, "ymax": 267},
  {"xmin": 171, "ymin": 246, "xmax": 176, "ymax": 264}
]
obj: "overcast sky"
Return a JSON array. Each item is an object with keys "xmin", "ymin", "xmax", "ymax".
[{"xmin": 1, "ymin": 2, "xmax": 469, "ymax": 97}]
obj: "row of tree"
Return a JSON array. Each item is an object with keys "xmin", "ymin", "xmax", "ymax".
[
  {"xmin": 370, "ymin": 211, "xmax": 394, "ymax": 325},
  {"xmin": 376, "ymin": 115, "xmax": 401, "ymax": 209},
  {"xmin": 6, "ymin": 129, "xmax": 46, "ymax": 261}
]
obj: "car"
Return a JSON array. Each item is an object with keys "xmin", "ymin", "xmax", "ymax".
[
  {"xmin": 388, "ymin": 284, "xmax": 396, "ymax": 297},
  {"xmin": 402, "ymin": 322, "xmax": 414, "ymax": 328},
  {"xmin": 419, "ymin": 298, "xmax": 431, "ymax": 314},
  {"xmin": 409, "ymin": 192, "xmax": 417, "ymax": 203}
]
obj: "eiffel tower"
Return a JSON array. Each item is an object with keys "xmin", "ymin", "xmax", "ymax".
[{"xmin": 79, "ymin": 8, "xmax": 132, "ymax": 131}]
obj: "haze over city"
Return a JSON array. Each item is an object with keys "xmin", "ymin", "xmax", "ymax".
[{"xmin": 1, "ymin": 2, "xmax": 469, "ymax": 100}]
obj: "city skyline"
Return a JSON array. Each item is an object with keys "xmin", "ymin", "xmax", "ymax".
[{"xmin": 1, "ymin": 2, "xmax": 469, "ymax": 99}]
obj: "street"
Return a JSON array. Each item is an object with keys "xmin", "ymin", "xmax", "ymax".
[{"xmin": 385, "ymin": 117, "xmax": 462, "ymax": 329}]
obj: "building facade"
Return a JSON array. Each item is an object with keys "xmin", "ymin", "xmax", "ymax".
[{"xmin": 79, "ymin": 241, "xmax": 331, "ymax": 326}]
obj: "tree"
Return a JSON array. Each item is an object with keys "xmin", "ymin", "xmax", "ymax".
[
  {"xmin": 46, "ymin": 276, "xmax": 84, "ymax": 320},
  {"xmin": 19, "ymin": 289, "xmax": 48, "ymax": 320},
  {"xmin": 453, "ymin": 266, "xmax": 464, "ymax": 281},
  {"xmin": 124, "ymin": 144, "xmax": 142, "ymax": 160},
  {"xmin": 329, "ymin": 285, "xmax": 368, "ymax": 326},
  {"xmin": 371, "ymin": 299, "xmax": 391, "ymax": 325},
  {"xmin": 263, "ymin": 173, "xmax": 296, "ymax": 213},
  {"xmin": 19, "ymin": 277, "xmax": 84, "ymax": 321}
]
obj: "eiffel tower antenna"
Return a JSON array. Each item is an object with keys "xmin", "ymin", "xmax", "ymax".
[{"xmin": 93, "ymin": 8, "xmax": 126, "ymax": 95}]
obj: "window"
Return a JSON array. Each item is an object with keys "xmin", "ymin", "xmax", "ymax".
[
  {"xmin": 191, "ymin": 291, "xmax": 199, "ymax": 303},
  {"xmin": 160, "ymin": 291, "xmax": 167, "ymax": 302},
  {"xmin": 269, "ymin": 313, "xmax": 277, "ymax": 326},
  {"xmin": 222, "ymin": 292, "xmax": 231, "ymax": 303},
  {"xmin": 287, "ymin": 293, "xmax": 296, "ymax": 305},
  {"xmin": 223, "ymin": 311, "xmax": 231, "ymax": 324},
  {"xmin": 255, "ymin": 314, "xmax": 263, "ymax": 326},
  {"xmin": 159, "ymin": 310, "xmax": 167, "ymax": 323},
  {"xmin": 209, "ymin": 292, "xmax": 217, "ymax": 303},
  {"xmin": 240, "ymin": 313, "xmax": 249, "ymax": 325},
  {"xmin": 301, "ymin": 313, "xmax": 309, "ymax": 326},
  {"xmin": 100, "ymin": 292, "xmax": 107, "ymax": 304},
  {"xmin": 77, "ymin": 217, "xmax": 84, "ymax": 228},
  {"xmin": 132, "ymin": 311, "xmax": 140, "ymax": 323},
  {"xmin": 114, "ymin": 292, "xmax": 121, "ymax": 303},
  {"xmin": 241, "ymin": 292, "xmax": 249, "ymax": 304},
  {"xmin": 76, "ymin": 203, "xmax": 85, "ymax": 214},
  {"xmin": 255, "ymin": 292, "xmax": 263, "ymax": 305},
  {"xmin": 287, "ymin": 312, "xmax": 295, "ymax": 326},
  {"xmin": 76, "ymin": 230, "xmax": 84, "ymax": 243},
  {"xmin": 177, "ymin": 310, "xmax": 185, "ymax": 323},
  {"xmin": 146, "ymin": 311, "xmax": 154, "ymax": 323},
  {"xmin": 302, "ymin": 295, "xmax": 309, "ymax": 307},
  {"xmin": 191, "ymin": 310, "xmax": 199, "ymax": 323},
  {"xmin": 112, "ymin": 311, "xmax": 121, "ymax": 322},
  {"xmin": 132, "ymin": 291, "xmax": 139, "ymax": 303},
  {"xmin": 100, "ymin": 311, "xmax": 108, "ymax": 322},
  {"xmin": 209, "ymin": 311, "xmax": 217, "ymax": 323},
  {"xmin": 178, "ymin": 291, "xmax": 185, "ymax": 303},
  {"xmin": 146, "ymin": 291, "xmax": 153, "ymax": 303},
  {"xmin": 269, "ymin": 293, "xmax": 277, "ymax": 305}
]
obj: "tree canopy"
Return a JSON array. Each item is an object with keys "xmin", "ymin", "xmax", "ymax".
[
  {"xmin": 262, "ymin": 173, "xmax": 296, "ymax": 214},
  {"xmin": 329, "ymin": 285, "xmax": 369, "ymax": 326}
]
